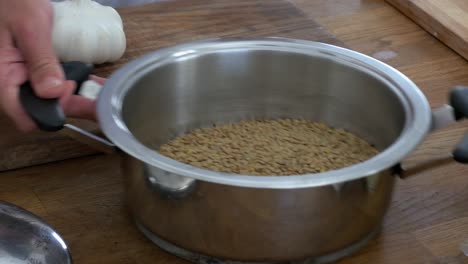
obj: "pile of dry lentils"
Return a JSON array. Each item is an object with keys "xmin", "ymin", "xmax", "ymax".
[{"xmin": 159, "ymin": 119, "xmax": 379, "ymax": 176}]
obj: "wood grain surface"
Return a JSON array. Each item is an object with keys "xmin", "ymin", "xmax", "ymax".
[
  {"xmin": 95, "ymin": 0, "xmax": 341, "ymax": 76},
  {"xmin": 0, "ymin": 117, "xmax": 101, "ymax": 171},
  {"xmin": 0, "ymin": 0, "xmax": 340, "ymax": 172},
  {"xmin": 2, "ymin": 0, "xmax": 468, "ymax": 263},
  {"xmin": 385, "ymin": 0, "xmax": 468, "ymax": 61}
]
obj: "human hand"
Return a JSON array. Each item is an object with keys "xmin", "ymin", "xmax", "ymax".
[{"xmin": 0, "ymin": 0, "xmax": 103, "ymax": 132}]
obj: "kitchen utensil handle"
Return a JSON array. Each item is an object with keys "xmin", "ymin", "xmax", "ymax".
[
  {"xmin": 399, "ymin": 85, "xmax": 468, "ymax": 178},
  {"xmin": 19, "ymin": 61, "xmax": 94, "ymax": 132},
  {"xmin": 396, "ymin": 155, "xmax": 453, "ymax": 179},
  {"xmin": 450, "ymin": 86, "xmax": 468, "ymax": 120},
  {"xmin": 453, "ymin": 134, "xmax": 468, "ymax": 163},
  {"xmin": 450, "ymin": 86, "xmax": 468, "ymax": 163}
]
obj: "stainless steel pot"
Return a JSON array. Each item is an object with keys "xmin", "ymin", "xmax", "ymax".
[{"xmin": 20, "ymin": 38, "xmax": 468, "ymax": 263}]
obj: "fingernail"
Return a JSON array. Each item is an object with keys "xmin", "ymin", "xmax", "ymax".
[{"xmin": 40, "ymin": 77, "xmax": 63, "ymax": 90}]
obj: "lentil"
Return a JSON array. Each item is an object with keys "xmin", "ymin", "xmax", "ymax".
[{"xmin": 159, "ymin": 119, "xmax": 378, "ymax": 176}]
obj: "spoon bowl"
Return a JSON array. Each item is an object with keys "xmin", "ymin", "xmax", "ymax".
[{"xmin": 0, "ymin": 201, "xmax": 72, "ymax": 264}]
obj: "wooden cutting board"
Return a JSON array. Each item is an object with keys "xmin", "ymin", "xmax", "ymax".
[
  {"xmin": 0, "ymin": 0, "xmax": 342, "ymax": 171},
  {"xmin": 386, "ymin": 0, "xmax": 468, "ymax": 60}
]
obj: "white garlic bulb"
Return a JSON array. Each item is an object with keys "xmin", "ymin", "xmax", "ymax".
[{"xmin": 51, "ymin": 0, "xmax": 127, "ymax": 64}]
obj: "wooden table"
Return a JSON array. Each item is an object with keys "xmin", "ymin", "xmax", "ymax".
[{"xmin": 1, "ymin": 0, "xmax": 468, "ymax": 263}]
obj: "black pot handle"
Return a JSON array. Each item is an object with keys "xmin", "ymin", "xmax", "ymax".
[
  {"xmin": 19, "ymin": 62, "xmax": 94, "ymax": 132},
  {"xmin": 453, "ymin": 135, "xmax": 468, "ymax": 163},
  {"xmin": 450, "ymin": 86, "xmax": 468, "ymax": 163},
  {"xmin": 450, "ymin": 86, "xmax": 468, "ymax": 120},
  {"xmin": 395, "ymin": 85, "xmax": 468, "ymax": 178}
]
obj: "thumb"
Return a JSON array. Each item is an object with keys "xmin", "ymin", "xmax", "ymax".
[{"xmin": 12, "ymin": 13, "xmax": 65, "ymax": 99}]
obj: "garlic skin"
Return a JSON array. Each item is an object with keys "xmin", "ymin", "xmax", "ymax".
[{"xmin": 52, "ymin": 0, "xmax": 127, "ymax": 64}]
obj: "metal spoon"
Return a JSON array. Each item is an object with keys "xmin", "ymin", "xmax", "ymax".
[{"xmin": 0, "ymin": 201, "xmax": 72, "ymax": 264}]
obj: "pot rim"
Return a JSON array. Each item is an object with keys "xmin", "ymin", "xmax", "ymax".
[{"xmin": 97, "ymin": 37, "xmax": 432, "ymax": 189}]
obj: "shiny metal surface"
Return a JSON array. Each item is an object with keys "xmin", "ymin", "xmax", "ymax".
[
  {"xmin": 98, "ymin": 38, "xmax": 432, "ymax": 189},
  {"xmin": 135, "ymin": 219, "xmax": 381, "ymax": 264},
  {"xmin": 63, "ymin": 124, "xmax": 116, "ymax": 154},
  {"xmin": 124, "ymin": 154, "xmax": 395, "ymax": 261},
  {"xmin": 144, "ymin": 164, "xmax": 197, "ymax": 199},
  {"xmin": 95, "ymin": 38, "xmax": 433, "ymax": 262},
  {"xmin": 461, "ymin": 239, "xmax": 468, "ymax": 256},
  {"xmin": 0, "ymin": 201, "xmax": 72, "ymax": 264}
]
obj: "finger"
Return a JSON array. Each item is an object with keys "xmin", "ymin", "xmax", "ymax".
[
  {"xmin": 0, "ymin": 25, "xmax": 12, "ymax": 48},
  {"xmin": 0, "ymin": 47, "xmax": 24, "ymax": 64},
  {"xmin": 90, "ymin": 75, "xmax": 107, "ymax": 85},
  {"xmin": 60, "ymin": 82, "xmax": 97, "ymax": 121},
  {"xmin": 0, "ymin": 27, "xmax": 23, "ymax": 64},
  {"xmin": 11, "ymin": 10, "xmax": 65, "ymax": 99},
  {"xmin": 0, "ymin": 48, "xmax": 25, "ymax": 88},
  {"xmin": 8, "ymin": 62, "xmax": 28, "ymax": 84},
  {"xmin": 0, "ymin": 57, "xmax": 33, "ymax": 131},
  {"xmin": 65, "ymin": 96, "xmax": 97, "ymax": 121},
  {"xmin": 0, "ymin": 24, "xmax": 34, "ymax": 131},
  {"xmin": 0, "ymin": 82, "xmax": 37, "ymax": 132}
]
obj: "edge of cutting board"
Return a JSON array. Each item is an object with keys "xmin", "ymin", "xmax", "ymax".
[{"xmin": 386, "ymin": 0, "xmax": 468, "ymax": 61}]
